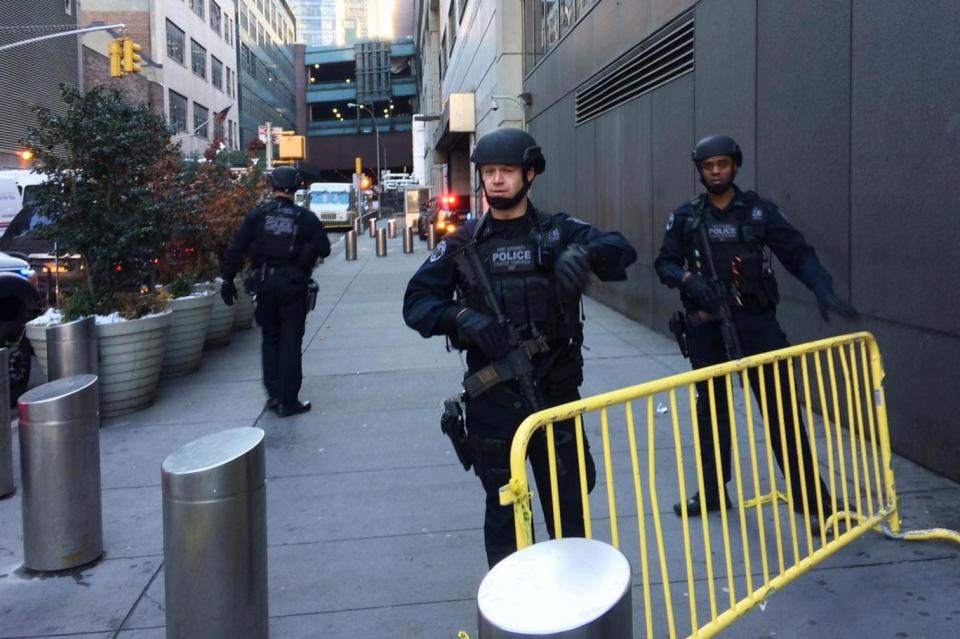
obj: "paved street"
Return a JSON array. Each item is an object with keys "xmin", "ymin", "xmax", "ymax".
[{"xmin": 1, "ymin": 221, "xmax": 958, "ymax": 638}]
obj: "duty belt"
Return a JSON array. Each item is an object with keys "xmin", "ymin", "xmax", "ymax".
[{"xmin": 261, "ymin": 264, "xmax": 301, "ymax": 277}]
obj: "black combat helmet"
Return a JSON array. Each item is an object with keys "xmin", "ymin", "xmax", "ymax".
[
  {"xmin": 270, "ymin": 166, "xmax": 302, "ymax": 194},
  {"xmin": 471, "ymin": 128, "xmax": 546, "ymax": 175},
  {"xmin": 691, "ymin": 135, "xmax": 743, "ymax": 167}
]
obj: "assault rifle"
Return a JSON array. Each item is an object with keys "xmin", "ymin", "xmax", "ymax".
[
  {"xmin": 453, "ymin": 239, "xmax": 549, "ymax": 413},
  {"xmin": 693, "ymin": 206, "xmax": 743, "ymax": 361}
]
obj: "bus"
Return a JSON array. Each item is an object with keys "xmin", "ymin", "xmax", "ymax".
[{"xmin": 308, "ymin": 182, "xmax": 356, "ymax": 229}]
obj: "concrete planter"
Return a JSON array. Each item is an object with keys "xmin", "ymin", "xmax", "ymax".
[
  {"xmin": 27, "ymin": 311, "xmax": 173, "ymax": 417},
  {"xmin": 204, "ymin": 288, "xmax": 236, "ymax": 348},
  {"xmin": 233, "ymin": 283, "xmax": 256, "ymax": 330},
  {"xmin": 161, "ymin": 293, "xmax": 214, "ymax": 377}
]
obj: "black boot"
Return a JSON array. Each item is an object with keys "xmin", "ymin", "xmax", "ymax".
[
  {"xmin": 673, "ymin": 491, "xmax": 732, "ymax": 517},
  {"xmin": 277, "ymin": 400, "xmax": 311, "ymax": 417},
  {"xmin": 265, "ymin": 397, "xmax": 279, "ymax": 412}
]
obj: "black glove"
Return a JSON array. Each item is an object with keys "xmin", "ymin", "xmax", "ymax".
[
  {"xmin": 814, "ymin": 287, "xmax": 859, "ymax": 322},
  {"xmin": 455, "ymin": 308, "xmax": 510, "ymax": 361},
  {"xmin": 555, "ymin": 245, "xmax": 592, "ymax": 297},
  {"xmin": 220, "ymin": 279, "xmax": 238, "ymax": 306},
  {"xmin": 682, "ymin": 274, "xmax": 720, "ymax": 312}
]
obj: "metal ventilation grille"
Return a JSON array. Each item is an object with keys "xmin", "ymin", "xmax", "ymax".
[{"xmin": 575, "ymin": 16, "xmax": 694, "ymax": 125}]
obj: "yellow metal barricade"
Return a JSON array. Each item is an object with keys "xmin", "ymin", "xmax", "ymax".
[{"xmin": 498, "ymin": 332, "xmax": 959, "ymax": 638}]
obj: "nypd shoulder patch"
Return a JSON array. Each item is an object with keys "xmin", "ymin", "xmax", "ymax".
[
  {"xmin": 751, "ymin": 206, "xmax": 764, "ymax": 221},
  {"xmin": 665, "ymin": 212, "xmax": 675, "ymax": 230},
  {"xmin": 429, "ymin": 239, "xmax": 447, "ymax": 262}
]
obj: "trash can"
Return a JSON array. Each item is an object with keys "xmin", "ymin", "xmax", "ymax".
[
  {"xmin": 0, "ymin": 348, "xmax": 13, "ymax": 498},
  {"xmin": 46, "ymin": 315, "xmax": 98, "ymax": 381},
  {"xmin": 478, "ymin": 538, "xmax": 632, "ymax": 638},
  {"xmin": 18, "ymin": 374, "xmax": 102, "ymax": 571},
  {"xmin": 162, "ymin": 427, "xmax": 268, "ymax": 639}
]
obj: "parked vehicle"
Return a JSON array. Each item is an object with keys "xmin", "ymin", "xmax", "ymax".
[
  {"xmin": 308, "ymin": 182, "xmax": 356, "ymax": 229},
  {"xmin": 0, "ymin": 252, "xmax": 39, "ymax": 404},
  {"xmin": 417, "ymin": 193, "xmax": 471, "ymax": 240}
]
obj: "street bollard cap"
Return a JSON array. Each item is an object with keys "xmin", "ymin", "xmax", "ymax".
[
  {"xmin": 46, "ymin": 315, "xmax": 96, "ymax": 343},
  {"xmin": 478, "ymin": 538, "xmax": 631, "ymax": 634},
  {"xmin": 162, "ymin": 427, "xmax": 265, "ymax": 501},
  {"xmin": 18, "ymin": 374, "xmax": 99, "ymax": 424}
]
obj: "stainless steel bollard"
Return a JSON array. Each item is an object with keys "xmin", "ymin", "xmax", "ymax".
[
  {"xmin": 478, "ymin": 538, "xmax": 632, "ymax": 638},
  {"xmin": 162, "ymin": 427, "xmax": 268, "ymax": 639},
  {"xmin": 46, "ymin": 315, "xmax": 98, "ymax": 381},
  {"xmin": 19, "ymin": 374, "xmax": 102, "ymax": 571},
  {"xmin": 345, "ymin": 230, "xmax": 358, "ymax": 261},
  {"xmin": 353, "ymin": 216, "xmax": 363, "ymax": 237},
  {"xmin": 388, "ymin": 219, "xmax": 397, "ymax": 238},
  {"xmin": 0, "ymin": 348, "xmax": 12, "ymax": 498},
  {"xmin": 403, "ymin": 226, "xmax": 414, "ymax": 253},
  {"xmin": 368, "ymin": 218, "xmax": 377, "ymax": 238},
  {"xmin": 427, "ymin": 224, "xmax": 437, "ymax": 250},
  {"xmin": 375, "ymin": 228, "xmax": 388, "ymax": 256}
]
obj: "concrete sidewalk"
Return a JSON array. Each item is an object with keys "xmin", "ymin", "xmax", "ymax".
[{"xmin": 1, "ymin": 223, "xmax": 957, "ymax": 638}]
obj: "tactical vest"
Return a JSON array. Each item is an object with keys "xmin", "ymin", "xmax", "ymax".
[
  {"xmin": 460, "ymin": 214, "xmax": 581, "ymax": 343},
  {"xmin": 683, "ymin": 194, "xmax": 779, "ymax": 311},
  {"xmin": 254, "ymin": 201, "xmax": 301, "ymax": 262}
]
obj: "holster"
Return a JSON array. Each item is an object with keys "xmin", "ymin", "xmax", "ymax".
[
  {"xmin": 669, "ymin": 310, "xmax": 689, "ymax": 358},
  {"xmin": 441, "ymin": 395, "xmax": 472, "ymax": 471},
  {"xmin": 307, "ymin": 279, "xmax": 318, "ymax": 311}
]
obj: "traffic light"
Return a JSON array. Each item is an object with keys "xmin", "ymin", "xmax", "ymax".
[
  {"xmin": 122, "ymin": 38, "xmax": 143, "ymax": 74},
  {"xmin": 360, "ymin": 175, "xmax": 372, "ymax": 190},
  {"xmin": 109, "ymin": 39, "xmax": 123, "ymax": 78}
]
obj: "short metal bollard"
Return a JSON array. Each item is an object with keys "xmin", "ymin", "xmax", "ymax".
[
  {"xmin": 388, "ymin": 219, "xmax": 397, "ymax": 238},
  {"xmin": 19, "ymin": 374, "xmax": 102, "ymax": 571},
  {"xmin": 375, "ymin": 228, "xmax": 388, "ymax": 256},
  {"xmin": 345, "ymin": 230, "xmax": 358, "ymax": 261},
  {"xmin": 478, "ymin": 538, "xmax": 632, "ymax": 638},
  {"xmin": 368, "ymin": 218, "xmax": 377, "ymax": 238},
  {"xmin": 46, "ymin": 315, "xmax": 98, "ymax": 381},
  {"xmin": 403, "ymin": 226, "xmax": 414, "ymax": 253},
  {"xmin": 0, "ymin": 348, "xmax": 13, "ymax": 498},
  {"xmin": 353, "ymin": 216, "xmax": 363, "ymax": 237},
  {"xmin": 427, "ymin": 224, "xmax": 437, "ymax": 250},
  {"xmin": 162, "ymin": 427, "xmax": 268, "ymax": 639}
]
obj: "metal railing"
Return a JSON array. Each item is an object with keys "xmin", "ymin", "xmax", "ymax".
[{"xmin": 498, "ymin": 332, "xmax": 959, "ymax": 638}]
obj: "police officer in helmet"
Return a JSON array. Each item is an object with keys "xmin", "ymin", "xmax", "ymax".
[
  {"xmin": 655, "ymin": 134, "xmax": 858, "ymax": 528},
  {"xmin": 221, "ymin": 165, "xmax": 331, "ymax": 417},
  {"xmin": 403, "ymin": 128, "xmax": 637, "ymax": 567}
]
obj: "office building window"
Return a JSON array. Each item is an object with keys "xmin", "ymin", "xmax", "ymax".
[
  {"xmin": 210, "ymin": 1, "xmax": 222, "ymax": 36},
  {"xmin": 226, "ymin": 67, "xmax": 234, "ymax": 97},
  {"xmin": 191, "ymin": 40, "xmax": 207, "ymax": 78},
  {"xmin": 214, "ymin": 115, "xmax": 225, "ymax": 142},
  {"xmin": 448, "ymin": 1, "xmax": 457, "ymax": 51},
  {"xmin": 191, "ymin": 0, "xmax": 205, "ymax": 20},
  {"xmin": 224, "ymin": 16, "xmax": 232, "ymax": 44},
  {"xmin": 228, "ymin": 119, "xmax": 235, "ymax": 148},
  {"xmin": 166, "ymin": 20, "xmax": 185, "ymax": 65},
  {"xmin": 211, "ymin": 56, "xmax": 223, "ymax": 90},
  {"xmin": 169, "ymin": 90, "xmax": 187, "ymax": 132},
  {"xmin": 239, "ymin": 2, "xmax": 248, "ymax": 32},
  {"xmin": 256, "ymin": 0, "xmax": 264, "ymax": 12},
  {"xmin": 194, "ymin": 103, "xmax": 209, "ymax": 139}
]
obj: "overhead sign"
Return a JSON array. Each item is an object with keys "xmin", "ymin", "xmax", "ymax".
[{"xmin": 449, "ymin": 93, "xmax": 476, "ymax": 133}]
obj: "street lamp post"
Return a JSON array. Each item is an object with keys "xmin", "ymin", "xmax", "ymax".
[{"xmin": 348, "ymin": 102, "xmax": 381, "ymax": 198}]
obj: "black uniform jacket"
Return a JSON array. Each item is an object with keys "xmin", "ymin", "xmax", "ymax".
[
  {"xmin": 403, "ymin": 203, "xmax": 637, "ymax": 372},
  {"xmin": 222, "ymin": 196, "xmax": 331, "ymax": 280},
  {"xmin": 654, "ymin": 186, "xmax": 834, "ymax": 303}
]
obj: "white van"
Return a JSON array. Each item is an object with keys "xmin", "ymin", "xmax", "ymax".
[
  {"xmin": 0, "ymin": 170, "xmax": 46, "ymax": 235},
  {"xmin": 308, "ymin": 182, "xmax": 355, "ymax": 229}
]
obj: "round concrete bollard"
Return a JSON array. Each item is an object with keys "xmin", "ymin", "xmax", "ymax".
[
  {"xmin": 46, "ymin": 315, "xmax": 98, "ymax": 381},
  {"xmin": 478, "ymin": 538, "xmax": 632, "ymax": 638},
  {"xmin": 388, "ymin": 219, "xmax": 397, "ymax": 238},
  {"xmin": 0, "ymin": 348, "xmax": 13, "ymax": 497},
  {"xmin": 19, "ymin": 374, "xmax": 102, "ymax": 571},
  {"xmin": 376, "ymin": 228, "xmax": 388, "ymax": 256},
  {"xmin": 368, "ymin": 218, "xmax": 377, "ymax": 238},
  {"xmin": 403, "ymin": 226, "xmax": 414, "ymax": 253},
  {"xmin": 162, "ymin": 427, "xmax": 268, "ymax": 639},
  {"xmin": 345, "ymin": 230, "xmax": 358, "ymax": 261},
  {"xmin": 427, "ymin": 224, "xmax": 438, "ymax": 250}
]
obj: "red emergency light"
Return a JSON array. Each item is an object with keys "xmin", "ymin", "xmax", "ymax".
[{"xmin": 444, "ymin": 194, "xmax": 458, "ymax": 206}]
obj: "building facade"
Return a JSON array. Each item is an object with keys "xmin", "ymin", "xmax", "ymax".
[
  {"xmin": 235, "ymin": 0, "xmax": 298, "ymax": 148},
  {"xmin": 80, "ymin": 0, "xmax": 241, "ymax": 156},
  {"xmin": 288, "ymin": 0, "xmax": 341, "ymax": 46},
  {"xmin": 520, "ymin": 0, "xmax": 960, "ymax": 482},
  {"xmin": 304, "ymin": 38, "xmax": 415, "ymax": 181},
  {"xmin": 413, "ymin": 0, "xmax": 524, "ymax": 208},
  {"xmin": 0, "ymin": 1, "xmax": 80, "ymax": 169}
]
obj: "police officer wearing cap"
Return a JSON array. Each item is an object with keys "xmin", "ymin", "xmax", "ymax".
[
  {"xmin": 403, "ymin": 128, "xmax": 637, "ymax": 567},
  {"xmin": 655, "ymin": 135, "xmax": 858, "ymax": 525},
  {"xmin": 221, "ymin": 166, "xmax": 331, "ymax": 417}
]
